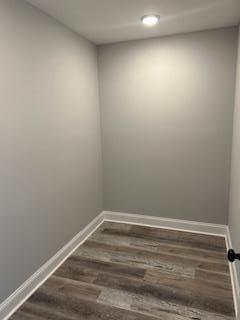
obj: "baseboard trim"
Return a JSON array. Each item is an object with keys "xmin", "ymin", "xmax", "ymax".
[
  {"xmin": 226, "ymin": 227, "xmax": 240, "ymax": 318},
  {"xmin": 1, "ymin": 210, "xmax": 238, "ymax": 319},
  {"xmin": 0, "ymin": 212, "xmax": 105, "ymax": 320},
  {"xmin": 102, "ymin": 211, "xmax": 228, "ymax": 236}
]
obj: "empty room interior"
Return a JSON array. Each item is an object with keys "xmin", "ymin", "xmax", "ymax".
[{"xmin": 1, "ymin": 0, "xmax": 240, "ymax": 319}]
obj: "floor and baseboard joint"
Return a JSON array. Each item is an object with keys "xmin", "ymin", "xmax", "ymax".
[{"xmin": 1, "ymin": 210, "xmax": 239, "ymax": 319}]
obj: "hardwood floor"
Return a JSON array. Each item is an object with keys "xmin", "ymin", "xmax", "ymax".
[{"xmin": 11, "ymin": 222, "xmax": 235, "ymax": 320}]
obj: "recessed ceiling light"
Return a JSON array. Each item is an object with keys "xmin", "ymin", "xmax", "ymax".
[{"xmin": 141, "ymin": 14, "xmax": 160, "ymax": 27}]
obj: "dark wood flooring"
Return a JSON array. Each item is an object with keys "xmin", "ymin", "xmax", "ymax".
[{"xmin": 11, "ymin": 222, "xmax": 235, "ymax": 319}]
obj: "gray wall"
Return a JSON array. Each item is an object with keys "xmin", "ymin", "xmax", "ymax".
[
  {"xmin": 98, "ymin": 28, "xmax": 238, "ymax": 224},
  {"xmin": 229, "ymin": 25, "xmax": 240, "ymax": 301},
  {"xmin": 0, "ymin": 0, "xmax": 102, "ymax": 303}
]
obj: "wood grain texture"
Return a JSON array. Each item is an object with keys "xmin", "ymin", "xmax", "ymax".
[{"xmin": 11, "ymin": 222, "xmax": 235, "ymax": 320}]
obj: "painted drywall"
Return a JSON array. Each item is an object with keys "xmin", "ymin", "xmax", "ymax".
[
  {"xmin": 0, "ymin": 0, "xmax": 102, "ymax": 303},
  {"xmin": 98, "ymin": 28, "xmax": 238, "ymax": 224},
  {"xmin": 229, "ymin": 25, "xmax": 240, "ymax": 298}
]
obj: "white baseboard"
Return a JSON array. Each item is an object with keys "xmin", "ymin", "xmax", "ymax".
[
  {"xmin": 1, "ymin": 210, "xmax": 239, "ymax": 319},
  {"xmin": 226, "ymin": 227, "xmax": 240, "ymax": 318},
  {"xmin": 0, "ymin": 212, "xmax": 105, "ymax": 320},
  {"xmin": 102, "ymin": 211, "xmax": 228, "ymax": 236}
]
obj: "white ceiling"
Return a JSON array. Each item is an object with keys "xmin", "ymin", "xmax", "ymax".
[{"xmin": 26, "ymin": 0, "xmax": 240, "ymax": 45}]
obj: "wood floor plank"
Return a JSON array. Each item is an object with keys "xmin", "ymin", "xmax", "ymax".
[
  {"xmin": 78, "ymin": 242, "xmax": 196, "ymax": 278},
  {"xmin": 195, "ymin": 268, "xmax": 232, "ymax": 289},
  {"xmin": 93, "ymin": 269, "xmax": 234, "ymax": 316},
  {"xmin": 11, "ymin": 310, "xmax": 45, "ymax": 320},
  {"xmin": 91, "ymin": 231, "xmax": 227, "ymax": 264},
  {"xmin": 10, "ymin": 221, "xmax": 235, "ymax": 320},
  {"xmin": 26, "ymin": 287, "xmax": 160, "ymax": 320},
  {"xmin": 56, "ymin": 256, "xmax": 234, "ymax": 314},
  {"xmin": 130, "ymin": 301, "xmax": 234, "ymax": 320},
  {"xmin": 145, "ymin": 267, "xmax": 233, "ymax": 293},
  {"xmin": 97, "ymin": 286, "xmax": 234, "ymax": 320},
  {"xmin": 67, "ymin": 255, "xmax": 146, "ymax": 279},
  {"xmin": 44, "ymin": 275, "xmax": 101, "ymax": 300},
  {"xmin": 12, "ymin": 303, "xmax": 79, "ymax": 320},
  {"xmin": 98, "ymin": 287, "xmax": 188, "ymax": 320},
  {"xmin": 82, "ymin": 239, "xmax": 229, "ymax": 274},
  {"xmin": 100, "ymin": 222, "xmax": 226, "ymax": 250}
]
